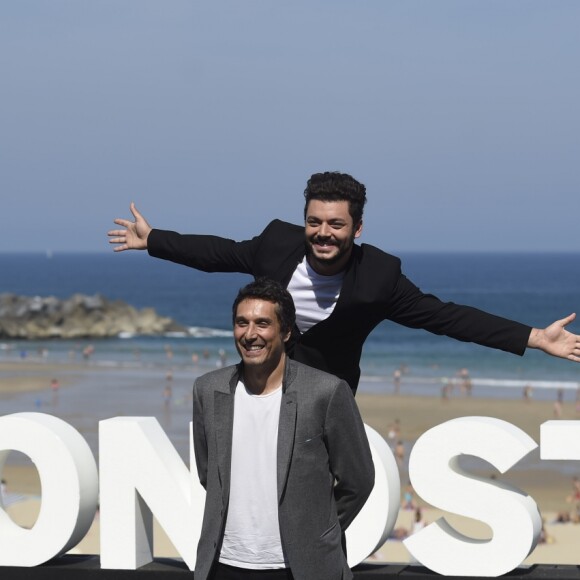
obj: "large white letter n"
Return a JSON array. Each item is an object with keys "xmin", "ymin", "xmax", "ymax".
[{"xmin": 99, "ymin": 417, "xmax": 205, "ymax": 570}]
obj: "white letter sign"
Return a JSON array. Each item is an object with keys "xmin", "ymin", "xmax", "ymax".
[
  {"xmin": 0, "ymin": 411, "xmax": 564, "ymax": 575},
  {"xmin": 0, "ymin": 412, "xmax": 98, "ymax": 566},
  {"xmin": 346, "ymin": 424, "xmax": 400, "ymax": 566},
  {"xmin": 99, "ymin": 417, "xmax": 205, "ymax": 570},
  {"xmin": 404, "ymin": 416, "xmax": 541, "ymax": 577},
  {"xmin": 541, "ymin": 420, "xmax": 580, "ymax": 460}
]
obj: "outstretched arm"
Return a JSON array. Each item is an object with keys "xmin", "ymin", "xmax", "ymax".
[
  {"xmin": 528, "ymin": 313, "xmax": 580, "ymax": 362},
  {"xmin": 108, "ymin": 202, "xmax": 152, "ymax": 251}
]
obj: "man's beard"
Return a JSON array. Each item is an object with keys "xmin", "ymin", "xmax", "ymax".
[{"xmin": 306, "ymin": 235, "xmax": 354, "ymax": 266}]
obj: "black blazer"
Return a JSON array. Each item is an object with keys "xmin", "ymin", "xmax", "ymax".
[{"xmin": 149, "ymin": 220, "xmax": 531, "ymax": 394}]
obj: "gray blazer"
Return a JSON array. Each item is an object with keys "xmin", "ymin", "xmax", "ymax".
[{"xmin": 192, "ymin": 359, "xmax": 375, "ymax": 580}]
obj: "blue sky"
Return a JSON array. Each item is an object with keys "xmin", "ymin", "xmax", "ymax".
[{"xmin": 1, "ymin": 1, "xmax": 579, "ymax": 253}]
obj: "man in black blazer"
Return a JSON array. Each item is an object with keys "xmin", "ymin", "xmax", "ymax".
[{"xmin": 108, "ymin": 172, "xmax": 580, "ymax": 394}]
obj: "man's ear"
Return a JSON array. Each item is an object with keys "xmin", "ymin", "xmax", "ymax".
[
  {"xmin": 283, "ymin": 329, "xmax": 292, "ymax": 343},
  {"xmin": 354, "ymin": 220, "xmax": 363, "ymax": 238}
]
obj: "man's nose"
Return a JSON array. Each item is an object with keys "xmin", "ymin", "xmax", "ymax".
[
  {"xmin": 318, "ymin": 223, "xmax": 330, "ymax": 238},
  {"xmin": 244, "ymin": 323, "xmax": 257, "ymax": 340}
]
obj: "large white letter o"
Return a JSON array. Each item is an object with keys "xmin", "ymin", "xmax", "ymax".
[
  {"xmin": 346, "ymin": 424, "xmax": 400, "ymax": 566},
  {"xmin": 0, "ymin": 412, "xmax": 99, "ymax": 566}
]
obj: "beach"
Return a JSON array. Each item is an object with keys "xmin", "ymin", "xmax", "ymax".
[{"xmin": 2, "ymin": 358, "xmax": 580, "ymax": 566}]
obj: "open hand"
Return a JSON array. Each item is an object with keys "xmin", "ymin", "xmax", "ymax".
[
  {"xmin": 528, "ymin": 313, "xmax": 580, "ymax": 362},
  {"xmin": 108, "ymin": 202, "xmax": 152, "ymax": 251}
]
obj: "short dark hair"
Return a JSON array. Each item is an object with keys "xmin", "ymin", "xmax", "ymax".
[
  {"xmin": 303, "ymin": 172, "xmax": 367, "ymax": 224},
  {"xmin": 232, "ymin": 278, "xmax": 296, "ymax": 334}
]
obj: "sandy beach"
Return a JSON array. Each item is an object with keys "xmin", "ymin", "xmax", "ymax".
[{"xmin": 2, "ymin": 359, "xmax": 580, "ymax": 566}]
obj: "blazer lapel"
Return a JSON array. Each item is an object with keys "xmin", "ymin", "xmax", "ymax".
[
  {"xmin": 214, "ymin": 371, "xmax": 238, "ymax": 506},
  {"xmin": 277, "ymin": 360, "xmax": 298, "ymax": 502},
  {"xmin": 277, "ymin": 391, "xmax": 297, "ymax": 502},
  {"xmin": 334, "ymin": 245, "xmax": 357, "ymax": 310},
  {"xmin": 298, "ymin": 245, "xmax": 359, "ymax": 339}
]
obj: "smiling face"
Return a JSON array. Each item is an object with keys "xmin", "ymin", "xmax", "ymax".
[
  {"xmin": 305, "ymin": 199, "xmax": 363, "ymax": 275},
  {"xmin": 234, "ymin": 298, "xmax": 290, "ymax": 370}
]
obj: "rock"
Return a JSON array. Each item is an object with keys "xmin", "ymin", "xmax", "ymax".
[{"xmin": 0, "ymin": 293, "xmax": 186, "ymax": 339}]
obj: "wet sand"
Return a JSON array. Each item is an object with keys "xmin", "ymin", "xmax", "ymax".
[
  {"xmin": 2, "ymin": 359, "xmax": 580, "ymax": 565},
  {"xmin": 0, "ymin": 361, "xmax": 86, "ymax": 394}
]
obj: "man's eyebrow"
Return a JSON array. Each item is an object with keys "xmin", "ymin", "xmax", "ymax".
[
  {"xmin": 307, "ymin": 216, "xmax": 346, "ymax": 223},
  {"xmin": 235, "ymin": 316, "xmax": 273, "ymax": 323}
]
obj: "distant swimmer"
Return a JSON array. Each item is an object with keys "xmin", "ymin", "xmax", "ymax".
[
  {"xmin": 163, "ymin": 384, "xmax": 172, "ymax": 408},
  {"xmin": 109, "ymin": 172, "xmax": 580, "ymax": 395}
]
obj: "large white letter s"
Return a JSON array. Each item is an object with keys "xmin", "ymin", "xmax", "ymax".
[{"xmin": 404, "ymin": 417, "xmax": 541, "ymax": 577}]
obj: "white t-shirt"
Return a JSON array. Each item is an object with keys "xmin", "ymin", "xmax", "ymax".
[
  {"xmin": 219, "ymin": 381, "xmax": 287, "ymax": 569},
  {"xmin": 286, "ymin": 257, "xmax": 345, "ymax": 333}
]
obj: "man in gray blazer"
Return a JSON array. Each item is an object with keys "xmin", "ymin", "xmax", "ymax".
[{"xmin": 192, "ymin": 278, "xmax": 374, "ymax": 580}]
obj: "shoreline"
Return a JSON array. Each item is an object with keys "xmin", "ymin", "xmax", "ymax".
[{"xmin": 3, "ymin": 355, "xmax": 580, "ymax": 398}]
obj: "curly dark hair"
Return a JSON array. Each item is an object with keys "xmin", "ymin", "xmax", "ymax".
[
  {"xmin": 232, "ymin": 278, "xmax": 296, "ymax": 334},
  {"xmin": 303, "ymin": 172, "xmax": 367, "ymax": 224}
]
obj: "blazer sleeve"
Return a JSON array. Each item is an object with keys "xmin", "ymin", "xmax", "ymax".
[
  {"xmin": 385, "ymin": 266, "xmax": 531, "ymax": 356},
  {"xmin": 324, "ymin": 381, "xmax": 375, "ymax": 531},
  {"xmin": 147, "ymin": 228, "xmax": 265, "ymax": 274},
  {"xmin": 192, "ymin": 380, "xmax": 209, "ymax": 489}
]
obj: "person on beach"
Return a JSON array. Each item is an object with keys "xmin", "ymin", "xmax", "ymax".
[
  {"xmin": 392, "ymin": 368, "xmax": 402, "ymax": 394},
  {"xmin": 554, "ymin": 389, "xmax": 564, "ymax": 418},
  {"xmin": 411, "ymin": 507, "xmax": 427, "ymax": 534},
  {"xmin": 108, "ymin": 171, "xmax": 580, "ymax": 394},
  {"xmin": 401, "ymin": 483, "xmax": 416, "ymax": 511},
  {"xmin": 387, "ymin": 417, "xmax": 400, "ymax": 446},
  {"xmin": 395, "ymin": 440, "xmax": 406, "ymax": 468},
  {"xmin": 565, "ymin": 476, "xmax": 580, "ymax": 506},
  {"xmin": 191, "ymin": 278, "xmax": 374, "ymax": 580}
]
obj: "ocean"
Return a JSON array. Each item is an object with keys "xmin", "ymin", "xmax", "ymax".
[{"xmin": 1, "ymin": 251, "xmax": 580, "ymax": 401}]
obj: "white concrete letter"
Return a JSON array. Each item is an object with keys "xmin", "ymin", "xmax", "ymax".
[
  {"xmin": 346, "ymin": 424, "xmax": 400, "ymax": 566},
  {"xmin": 99, "ymin": 417, "xmax": 205, "ymax": 570},
  {"xmin": 404, "ymin": 417, "xmax": 541, "ymax": 577},
  {"xmin": 541, "ymin": 420, "xmax": 580, "ymax": 459},
  {"xmin": 0, "ymin": 412, "xmax": 98, "ymax": 566}
]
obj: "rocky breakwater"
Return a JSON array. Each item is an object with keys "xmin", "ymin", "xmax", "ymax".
[{"xmin": 0, "ymin": 293, "xmax": 186, "ymax": 339}]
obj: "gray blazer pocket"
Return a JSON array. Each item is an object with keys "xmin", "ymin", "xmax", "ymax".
[
  {"xmin": 319, "ymin": 521, "xmax": 339, "ymax": 540},
  {"xmin": 297, "ymin": 432, "xmax": 323, "ymax": 445}
]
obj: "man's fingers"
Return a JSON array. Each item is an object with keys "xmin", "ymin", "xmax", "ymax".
[
  {"xmin": 113, "ymin": 244, "xmax": 128, "ymax": 253},
  {"xmin": 561, "ymin": 313, "xmax": 577, "ymax": 326},
  {"xmin": 107, "ymin": 228, "xmax": 128, "ymax": 237},
  {"xmin": 112, "ymin": 218, "xmax": 131, "ymax": 228},
  {"xmin": 130, "ymin": 202, "xmax": 142, "ymax": 220},
  {"xmin": 108, "ymin": 236, "xmax": 126, "ymax": 244}
]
